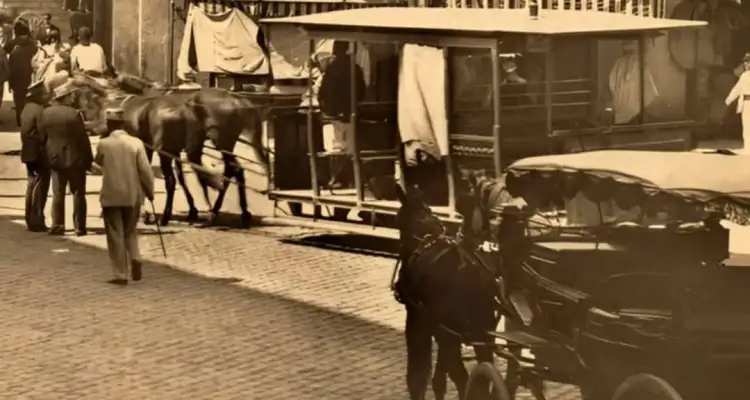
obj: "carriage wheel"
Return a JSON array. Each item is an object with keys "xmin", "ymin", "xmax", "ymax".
[
  {"xmin": 611, "ymin": 374, "xmax": 684, "ymax": 400},
  {"xmin": 464, "ymin": 362, "xmax": 512, "ymax": 400}
]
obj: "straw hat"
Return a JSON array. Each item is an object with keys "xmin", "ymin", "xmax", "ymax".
[{"xmin": 49, "ymin": 78, "xmax": 77, "ymax": 101}]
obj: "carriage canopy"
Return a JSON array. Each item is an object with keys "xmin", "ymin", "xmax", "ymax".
[{"xmin": 505, "ymin": 151, "xmax": 750, "ymax": 224}]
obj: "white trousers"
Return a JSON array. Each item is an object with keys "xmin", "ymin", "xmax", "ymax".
[
  {"xmin": 743, "ymin": 104, "xmax": 750, "ymax": 150},
  {"xmin": 322, "ymin": 121, "xmax": 353, "ymax": 153}
]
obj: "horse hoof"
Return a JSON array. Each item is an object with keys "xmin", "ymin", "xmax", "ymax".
[
  {"xmin": 240, "ymin": 213, "xmax": 253, "ymax": 229},
  {"xmin": 186, "ymin": 209, "xmax": 199, "ymax": 223},
  {"xmin": 207, "ymin": 212, "xmax": 219, "ymax": 226},
  {"xmin": 159, "ymin": 215, "xmax": 171, "ymax": 227},
  {"xmin": 143, "ymin": 213, "xmax": 156, "ymax": 225}
]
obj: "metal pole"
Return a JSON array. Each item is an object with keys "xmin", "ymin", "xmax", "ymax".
[
  {"xmin": 638, "ymin": 35, "xmax": 645, "ymax": 125},
  {"xmin": 491, "ymin": 43, "xmax": 502, "ymax": 177},
  {"xmin": 350, "ymin": 41, "xmax": 363, "ymax": 204},
  {"xmin": 167, "ymin": 0, "xmax": 175, "ymax": 85},
  {"xmin": 306, "ymin": 39, "xmax": 320, "ymax": 200},
  {"xmin": 544, "ymin": 38, "xmax": 553, "ymax": 149}
]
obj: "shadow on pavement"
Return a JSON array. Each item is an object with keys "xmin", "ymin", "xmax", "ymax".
[
  {"xmin": 0, "ymin": 214, "xmax": 410, "ymax": 399},
  {"xmin": 281, "ymin": 234, "xmax": 399, "ymax": 258}
]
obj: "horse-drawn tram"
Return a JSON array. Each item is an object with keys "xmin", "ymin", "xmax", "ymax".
[
  {"xmin": 262, "ymin": 7, "xmax": 707, "ymax": 235},
  {"xmin": 394, "ymin": 150, "xmax": 750, "ymax": 400}
]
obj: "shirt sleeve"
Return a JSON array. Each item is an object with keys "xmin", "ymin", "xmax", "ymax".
[
  {"xmin": 98, "ymin": 44, "xmax": 107, "ymax": 72},
  {"xmin": 94, "ymin": 141, "xmax": 104, "ymax": 166},
  {"xmin": 69, "ymin": 46, "xmax": 79, "ymax": 71}
]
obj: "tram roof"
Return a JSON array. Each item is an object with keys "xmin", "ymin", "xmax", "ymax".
[{"xmin": 262, "ymin": 7, "xmax": 706, "ymax": 37}]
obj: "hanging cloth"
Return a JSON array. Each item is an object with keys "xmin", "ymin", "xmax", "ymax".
[
  {"xmin": 177, "ymin": 4, "xmax": 269, "ymax": 80},
  {"xmin": 397, "ymin": 44, "xmax": 448, "ymax": 160},
  {"xmin": 609, "ymin": 48, "xmax": 658, "ymax": 124}
]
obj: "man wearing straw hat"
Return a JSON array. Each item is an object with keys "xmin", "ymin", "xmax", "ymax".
[
  {"xmin": 20, "ymin": 80, "xmax": 49, "ymax": 231},
  {"xmin": 41, "ymin": 77, "xmax": 93, "ymax": 236},
  {"xmin": 94, "ymin": 108, "xmax": 154, "ymax": 286}
]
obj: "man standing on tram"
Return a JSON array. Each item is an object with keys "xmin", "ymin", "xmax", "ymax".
[{"xmin": 318, "ymin": 41, "xmax": 366, "ymax": 190}]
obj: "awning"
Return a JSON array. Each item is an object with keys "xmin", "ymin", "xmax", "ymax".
[{"xmin": 190, "ymin": 0, "xmax": 402, "ymax": 19}]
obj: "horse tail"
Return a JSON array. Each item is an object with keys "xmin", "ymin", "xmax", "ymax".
[{"xmin": 232, "ymin": 94, "xmax": 269, "ymax": 175}]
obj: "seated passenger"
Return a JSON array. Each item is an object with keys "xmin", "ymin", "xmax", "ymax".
[
  {"xmin": 608, "ymin": 41, "xmax": 658, "ymax": 124},
  {"xmin": 499, "ymin": 57, "xmax": 538, "ymax": 108}
]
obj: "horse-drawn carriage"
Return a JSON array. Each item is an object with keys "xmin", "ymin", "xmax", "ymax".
[
  {"xmin": 261, "ymin": 6, "xmax": 708, "ymax": 235},
  {"xmin": 395, "ymin": 149, "xmax": 750, "ymax": 400}
]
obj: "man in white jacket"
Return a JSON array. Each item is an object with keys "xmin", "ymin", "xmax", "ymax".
[
  {"xmin": 725, "ymin": 53, "xmax": 750, "ymax": 151},
  {"xmin": 94, "ymin": 116, "xmax": 155, "ymax": 286}
]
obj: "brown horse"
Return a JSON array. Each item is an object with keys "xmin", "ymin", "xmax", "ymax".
[
  {"xmin": 69, "ymin": 73, "xmax": 269, "ymax": 228},
  {"xmin": 105, "ymin": 77, "xmax": 268, "ymax": 228},
  {"xmin": 181, "ymin": 87, "xmax": 268, "ymax": 228}
]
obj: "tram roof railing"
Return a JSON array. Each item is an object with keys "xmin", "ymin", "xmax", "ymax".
[{"xmin": 261, "ymin": 7, "xmax": 706, "ymax": 37}]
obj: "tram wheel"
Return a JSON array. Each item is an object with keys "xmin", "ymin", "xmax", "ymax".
[
  {"xmin": 611, "ymin": 374, "xmax": 684, "ymax": 400},
  {"xmin": 464, "ymin": 362, "xmax": 512, "ymax": 400}
]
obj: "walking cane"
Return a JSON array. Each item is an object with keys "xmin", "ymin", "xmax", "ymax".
[{"xmin": 149, "ymin": 200, "xmax": 168, "ymax": 258}]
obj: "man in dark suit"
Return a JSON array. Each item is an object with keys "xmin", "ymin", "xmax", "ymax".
[
  {"xmin": 40, "ymin": 78, "xmax": 93, "ymax": 236},
  {"xmin": 41, "ymin": 14, "xmax": 60, "ymax": 45},
  {"xmin": 20, "ymin": 81, "xmax": 50, "ymax": 232},
  {"xmin": 7, "ymin": 21, "xmax": 37, "ymax": 127}
]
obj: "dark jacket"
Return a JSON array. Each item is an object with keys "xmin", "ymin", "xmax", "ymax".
[
  {"xmin": 19, "ymin": 101, "xmax": 45, "ymax": 164},
  {"xmin": 318, "ymin": 55, "xmax": 366, "ymax": 122},
  {"xmin": 8, "ymin": 36, "xmax": 37, "ymax": 91},
  {"xmin": 40, "ymin": 104, "xmax": 93, "ymax": 171}
]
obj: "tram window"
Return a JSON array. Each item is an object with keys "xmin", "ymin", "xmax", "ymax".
[{"xmin": 597, "ymin": 37, "xmax": 687, "ymax": 125}]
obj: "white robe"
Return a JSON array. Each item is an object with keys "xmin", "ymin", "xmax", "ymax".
[{"xmin": 725, "ymin": 70, "xmax": 750, "ymax": 150}]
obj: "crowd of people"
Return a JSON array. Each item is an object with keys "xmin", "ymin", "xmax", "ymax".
[
  {"xmin": 1, "ymin": 16, "xmax": 109, "ymax": 126},
  {"xmin": 11, "ymin": 15, "xmax": 154, "ymax": 287}
]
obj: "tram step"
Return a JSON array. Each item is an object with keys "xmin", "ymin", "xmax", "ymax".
[
  {"xmin": 489, "ymin": 330, "xmax": 551, "ymax": 349},
  {"xmin": 309, "ymin": 150, "xmax": 398, "ymax": 160}
]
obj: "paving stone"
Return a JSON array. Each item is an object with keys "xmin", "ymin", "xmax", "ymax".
[{"xmin": 0, "ymin": 135, "xmax": 585, "ymax": 399}]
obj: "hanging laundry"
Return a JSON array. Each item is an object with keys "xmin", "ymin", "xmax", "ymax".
[
  {"xmin": 398, "ymin": 44, "xmax": 448, "ymax": 163},
  {"xmin": 177, "ymin": 4, "xmax": 269, "ymax": 80}
]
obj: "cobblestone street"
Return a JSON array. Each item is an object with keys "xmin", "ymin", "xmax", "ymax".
[{"xmin": 0, "ymin": 130, "xmax": 578, "ymax": 399}]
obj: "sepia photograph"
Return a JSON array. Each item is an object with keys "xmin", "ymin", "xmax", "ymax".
[{"xmin": 0, "ymin": 0, "xmax": 747, "ymax": 398}]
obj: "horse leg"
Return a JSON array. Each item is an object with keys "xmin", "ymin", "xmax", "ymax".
[
  {"xmin": 435, "ymin": 331, "xmax": 469, "ymax": 400},
  {"xmin": 228, "ymin": 153, "xmax": 252, "ymax": 228},
  {"xmin": 142, "ymin": 147, "xmax": 157, "ymax": 225},
  {"xmin": 405, "ymin": 305, "xmax": 432, "ymax": 400},
  {"xmin": 205, "ymin": 152, "xmax": 234, "ymax": 225},
  {"xmin": 174, "ymin": 159, "xmax": 199, "ymax": 222},
  {"xmin": 158, "ymin": 154, "xmax": 177, "ymax": 226},
  {"xmin": 432, "ymin": 349, "xmax": 449, "ymax": 400}
]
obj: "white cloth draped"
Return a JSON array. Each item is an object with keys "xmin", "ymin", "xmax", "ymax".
[{"xmin": 397, "ymin": 44, "xmax": 448, "ymax": 162}]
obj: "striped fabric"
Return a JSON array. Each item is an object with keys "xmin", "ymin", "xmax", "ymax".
[
  {"xmin": 188, "ymin": 0, "xmax": 405, "ymax": 19},
  {"xmin": 437, "ymin": 0, "xmax": 665, "ymax": 18}
]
